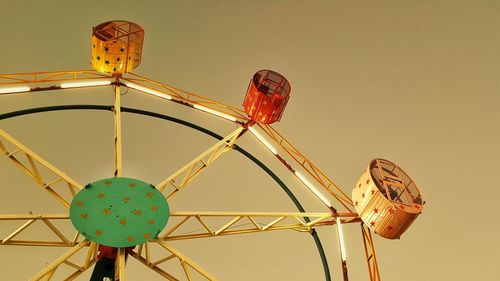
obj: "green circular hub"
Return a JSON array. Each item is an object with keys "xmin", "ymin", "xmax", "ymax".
[{"xmin": 70, "ymin": 177, "xmax": 170, "ymax": 247}]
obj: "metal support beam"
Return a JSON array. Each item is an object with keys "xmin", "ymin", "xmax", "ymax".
[
  {"xmin": 0, "ymin": 70, "xmax": 110, "ymax": 86},
  {"xmin": 156, "ymin": 126, "xmax": 245, "ymax": 198},
  {"xmin": 130, "ymin": 247, "xmax": 179, "ymax": 281},
  {"xmin": 115, "ymin": 247, "xmax": 126, "ymax": 281},
  {"xmin": 0, "ymin": 214, "xmax": 74, "ymax": 247},
  {"xmin": 113, "ymin": 77, "xmax": 123, "ymax": 177},
  {"xmin": 361, "ymin": 223, "xmax": 381, "ymax": 281},
  {"xmin": 155, "ymin": 239, "xmax": 218, "ymax": 281},
  {"xmin": 121, "ymin": 73, "xmax": 249, "ymax": 122},
  {"xmin": 259, "ymin": 124, "xmax": 354, "ymax": 212},
  {"xmin": 160, "ymin": 211, "xmax": 358, "ymax": 241},
  {"xmin": 64, "ymin": 242, "xmax": 98, "ymax": 280},
  {"xmin": 0, "ymin": 129, "xmax": 82, "ymax": 208},
  {"xmin": 29, "ymin": 240, "xmax": 90, "ymax": 280},
  {"xmin": 336, "ymin": 218, "xmax": 349, "ymax": 281}
]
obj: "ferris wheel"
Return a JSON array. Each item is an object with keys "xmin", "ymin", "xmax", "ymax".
[{"xmin": 0, "ymin": 21, "xmax": 425, "ymax": 281}]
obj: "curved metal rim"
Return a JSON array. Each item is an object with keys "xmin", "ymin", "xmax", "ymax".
[{"xmin": 0, "ymin": 104, "xmax": 331, "ymax": 281}]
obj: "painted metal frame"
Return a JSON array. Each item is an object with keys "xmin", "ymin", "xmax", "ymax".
[{"xmin": 0, "ymin": 70, "xmax": 381, "ymax": 280}]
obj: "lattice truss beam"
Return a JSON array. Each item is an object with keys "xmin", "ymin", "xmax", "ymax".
[
  {"xmin": 162, "ymin": 211, "xmax": 358, "ymax": 241},
  {"xmin": 255, "ymin": 124, "xmax": 355, "ymax": 212},
  {"xmin": 0, "ymin": 212, "xmax": 352, "ymax": 280},
  {"xmin": 0, "ymin": 129, "xmax": 82, "ymax": 208},
  {"xmin": 0, "ymin": 211, "xmax": 358, "ymax": 247},
  {"xmin": 361, "ymin": 224, "xmax": 381, "ymax": 281},
  {"xmin": 0, "ymin": 214, "xmax": 79, "ymax": 247},
  {"xmin": 30, "ymin": 240, "xmax": 98, "ymax": 281},
  {"xmin": 120, "ymin": 74, "xmax": 250, "ymax": 123},
  {"xmin": 131, "ymin": 240, "xmax": 218, "ymax": 281},
  {"xmin": 156, "ymin": 126, "xmax": 245, "ymax": 198},
  {"xmin": 0, "ymin": 70, "xmax": 111, "ymax": 86}
]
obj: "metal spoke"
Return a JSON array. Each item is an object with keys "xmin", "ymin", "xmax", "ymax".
[
  {"xmin": 0, "ymin": 129, "xmax": 82, "ymax": 208},
  {"xmin": 29, "ymin": 240, "xmax": 91, "ymax": 281},
  {"xmin": 130, "ymin": 242, "xmax": 179, "ymax": 281},
  {"xmin": 156, "ymin": 126, "xmax": 245, "ymax": 198},
  {"xmin": 0, "ymin": 70, "xmax": 110, "ymax": 86},
  {"xmin": 63, "ymin": 242, "xmax": 98, "ymax": 280},
  {"xmin": 121, "ymin": 74, "xmax": 249, "ymax": 122},
  {"xmin": 258, "ymin": 124, "xmax": 355, "ymax": 212},
  {"xmin": 160, "ymin": 211, "xmax": 359, "ymax": 241},
  {"xmin": 0, "ymin": 214, "xmax": 76, "ymax": 247},
  {"xmin": 155, "ymin": 239, "xmax": 218, "ymax": 281},
  {"xmin": 361, "ymin": 223, "xmax": 381, "ymax": 281},
  {"xmin": 113, "ymin": 78, "xmax": 123, "ymax": 177},
  {"xmin": 115, "ymin": 247, "xmax": 127, "ymax": 281}
]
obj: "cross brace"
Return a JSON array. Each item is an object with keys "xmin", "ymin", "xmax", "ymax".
[
  {"xmin": 0, "ymin": 129, "xmax": 82, "ymax": 208},
  {"xmin": 156, "ymin": 126, "xmax": 245, "ymax": 198}
]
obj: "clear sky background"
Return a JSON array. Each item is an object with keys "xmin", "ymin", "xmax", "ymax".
[{"xmin": 0, "ymin": 1, "xmax": 499, "ymax": 280}]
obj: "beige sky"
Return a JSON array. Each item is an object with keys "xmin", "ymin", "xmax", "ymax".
[{"xmin": 0, "ymin": 1, "xmax": 499, "ymax": 280}]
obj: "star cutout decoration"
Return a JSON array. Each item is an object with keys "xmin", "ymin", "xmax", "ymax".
[
  {"xmin": 96, "ymin": 56, "xmax": 101, "ymax": 61},
  {"xmin": 97, "ymin": 193, "xmax": 106, "ymax": 199},
  {"xmin": 362, "ymin": 193, "xmax": 365, "ymax": 198},
  {"xmin": 366, "ymin": 179, "xmax": 370, "ymax": 184},
  {"xmin": 373, "ymin": 208, "xmax": 379, "ymax": 214},
  {"xmin": 144, "ymin": 233, "xmax": 152, "ymax": 239},
  {"xmin": 95, "ymin": 229, "xmax": 103, "ymax": 236},
  {"xmin": 103, "ymin": 208, "xmax": 111, "ymax": 215},
  {"xmin": 120, "ymin": 218, "xmax": 128, "ymax": 225},
  {"xmin": 75, "ymin": 200, "xmax": 84, "ymax": 207},
  {"xmin": 123, "ymin": 196, "xmax": 131, "ymax": 203},
  {"xmin": 120, "ymin": 47, "xmax": 125, "ymax": 52},
  {"xmin": 399, "ymin": 205, "xmax": 405, "ymax": 210},
  {"xmin": 370, "ymin": 221, "xmax": 375, "ymax": 227},
  {"xmin": 147, "ymin": 219, "xmax": 155, "ymax": 225},
  {"xmin": 355, "ymin": 201, "xmax": 359, "ymax": 206},
  {"xmin": 150, "ymin": 206, "xmax": 158, "ymax": 212},
  {"xmin": 146, "ymin": 192, "xmax": 153, "ymax": 198},
  {"xmin": 371, "ymin": 189, "xmax": 376, "ymax": 195},
  {"xmin": 104, "ymin": 46, "xmax": 109, "ymax": 52},
  {"xmin": 81, "ymin": 213, "xmax": 89, "ymax": 219},
  {"xmin": 104, "ymin": 180, "xmax": 112, "ymax": 186},
  {"xmin": 127, "ymin": 235, "xmax": 134, "ymax": 242},
  {"xmin": 129, "ymin": 182, "xmax": 136, "ymax": 188},
  {"xmin": 104, "ymin": 60, "xmax": 110, "ymax": 65},
  {"xmin": 133, "ymin": 209, "xmax": 142, "ymax": 216},
  {"xmin": 388, "ymin": 226, "xmax": 394, "ymax": 231},
  {"xmin": 389, "ymin": 208, "xmax": 396, "ymax": 214},
  {"xmin": 116, "ymin": 57, "xmax": 121, "ymax": 62}
]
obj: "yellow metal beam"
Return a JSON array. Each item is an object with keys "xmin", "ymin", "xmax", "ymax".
[
  {"xmin": 113, "ymin": 77, "xmax": 123, "ymax": 177},
  {"xmin": 121, "ymin": 73, "xmax": 249, "ymax": 122},
  {"xmin": 160, "ymin": 211, "xmax": 358, "ymax": 241},
  {"xmin": 0, "ymin": 70, "xmax": 111, "ymax": 86},
  {"xmin": 258, "ymin": 124, "xmax": 355, "ymax": 212},
  {"xmin": 115, "ymin": 247, "xmax": 127, "ymax": 281},
  {"xmin": 0, "ymin": 214, "xmax": 74, "ymax": 247},
  {"xmin": 156, "ymin": 126, "xmax": 245, "ymax": 197},
  {"xmin": 155, "ymin": 239, "xmax": 218, "ymax": 281},
  {"xmin": 29, "ymin": 240, "xmax": 90, "ymax": 281},
  {"xmin": 60, "ymin": 242, "xmax": 98, "ymax": 280},
  {"xmin": 361, "ymin": 223, "xmax": 382, "ymax": 281},
  {"xmin": 130, "ymin": 249, "xmax": 179, "ymax": 281},
  {"xmin": 0, "ymin": 129, "xmax": 82, "ymax": 208}
]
